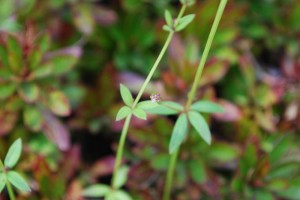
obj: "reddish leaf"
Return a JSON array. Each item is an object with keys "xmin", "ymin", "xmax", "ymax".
[{"xmin": 41, "ymin": 109, "xmax": 70, "ymax": 151}]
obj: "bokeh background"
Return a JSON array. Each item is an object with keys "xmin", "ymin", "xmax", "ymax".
[{"xmin": 0, "ymin": 0, "xmax": 300, "ymax": 199}]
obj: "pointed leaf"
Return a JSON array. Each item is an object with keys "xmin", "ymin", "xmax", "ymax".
[
  {"xmin": 191, "ymin": 100, "xmax": 224, "ymax": 113},
  {"xmin": 113, "ymin": 166, "xmax": 129, "ymax": 189},
  {"xmin": 82, "ymin": 184, "xmax": 110, "ymax": 197},
  {"xmin": 163, "ymin": 25, "xmax": 173, "ymax": 32},
  {"xmin": 147, "ymin": 101, "xmax": 183, "ymax": 115},
  {"xmin": 4, "ymin": 138, "xmax": 22, "ymax": 168},
  {"xmin": 7, "ymin": 34, "xmax": 23, "ymax": 73},
  {"xmin": 165, "ymin": 10, "xmax": 173, "ymax": 26},
  {"xmin": 0, "ymin": 173, "xmax": 6, "ymax": 193},
  {"xmin": 23, "ymin": 106, "xmax": 43, "ymax": 131},
  {"xmin": 120, "ymin": 84, "xmax": 134, "ymax": 106},
  {"xmin": 132, "ymin": 108, "xmax": 147, "ymax": 120},
  {"xmin": 169, "ymin": 114, "xmax": 188, "ymax": 154},
  {"xmin": 116, "ymin": 106, "xmax": 131, "ymax": 121},
  {"xmin": 137, "ymin": 100, "xmax": 158, "ymax": 110},
  {"xmin": 7, "ymin": 171, "xmax": 31, "ymax": 192},
  {"xmin": 0, "ymin": 83, "xmax": 16, "ymax": 100},
  {"xmin": 28, "ymin": 50, "xmax": 42, "ymax": 70},
  {"xmin": 175, "ymin": 14, "xmax": 195, "ymax": 31},
  {"xmin": 18, "ymin": 82, "xmax": 39, "ymax": 103},
  {"xmin": 35, "ymin": 33, "xmax": 50, "ymax": 52},
  {"xmin": 188, "ymin": 111, "xmax": 211, "ymax": 144},
  {"xmin": 106, "ymin": 190, "xmax": 133, "ymax": 200},
  {"xmin": 30, "ymin": 62, "xmax": 53, "ymax": 79},
  {"xmin": 51, "ymin": 55, "xmax": 78, "ymax": 76},
  {"xmin": 49, "ymin": 91, "xmax": 71, "ymax": 116}
]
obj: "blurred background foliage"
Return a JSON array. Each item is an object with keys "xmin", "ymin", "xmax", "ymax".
[{"xmin": 0, "ymin": 0, "xmax": 300, "ymax": 199}]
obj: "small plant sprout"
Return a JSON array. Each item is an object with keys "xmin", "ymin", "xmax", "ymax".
[
  {"xmin": 0, "ymin": 138, "xmax": 31, "ymax": 200},
  {"xmin": 112, "ymin": 0, "xmax": 194, "ymax": 190}
]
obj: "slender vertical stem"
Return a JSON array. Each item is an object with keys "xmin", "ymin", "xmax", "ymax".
[
  {"xmin": 111, "ymin": 114, "xmax": 132, "ymax": 189},
  {"xmin": 163, "ymin": 1, "xmax": 228, "ymax": 200},
  {"xmin": 111, "ymin": 5, "xmax": 188, "ymax": 189},
  {"xmin": 0, "ymin": 160, "xmax": 15, "ymax": 200},
  {"xmin": 132, "ymin": 5, "xmax": 186, "ymax": 108},
  {"xmin": 163, "ymin": 148, "xmax": 179, "ymax": 200},
  {"xmin": 186, "ymin": 0, "xmax": 228, "ymax": 108}
]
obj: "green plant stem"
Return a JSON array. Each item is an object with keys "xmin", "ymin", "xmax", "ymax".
[
  {"xmin": 132, "ymin": 5, "xmax": 186, "ymax": 108},
  {"xmin": 111, "ymin": 5, "xmax": 188, "ymax": 189},
  {"xmin": 111, "ymin": 114, "xmax": 132, "ymax": 189},
  {"xmin": 163, "ymin": 148, "xmax": 179, "ymax": 200},
  {"xmin": 186, "ymin": 0, "xmax": 228, "ymax": 108},
  {"xmin": 163, "ymin": 1, "xmax": 228, "ymax": 200},
  {"xmin": 0, "ymin": 160, "xmax": 15, "ymax": 200}
]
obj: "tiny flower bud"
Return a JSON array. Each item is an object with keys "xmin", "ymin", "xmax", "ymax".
[{"xmin": 150, "ymin": 93, "xmax": 161, "ymax": 103}]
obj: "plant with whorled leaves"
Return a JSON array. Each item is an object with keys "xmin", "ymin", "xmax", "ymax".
[{"xmin": 0, "ymin": 27, "xmax": 80, "ymax": 150}]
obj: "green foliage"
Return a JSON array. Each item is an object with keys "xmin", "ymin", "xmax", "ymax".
[
  {"xmin": 0, "ymin": 138, "xmax": 31, "ymax": 196},
  {"xmin": 169, "ymin": 114, "xmax": 188, "ymax": 154}
]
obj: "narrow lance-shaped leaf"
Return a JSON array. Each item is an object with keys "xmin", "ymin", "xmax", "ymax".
[
  {"xmin": 188, "ymin": 111, "xmax": 211, "ymax": 144},
  {"xmin": 113, "ymin": 166, "xmax": 129, "ymax": 189},
  {"xmin": 0, "ymin": 173, "xmax": 6, "ymax": 193},
  {"xmin": 137, "ymin": 100, "xmax": 158, "ymax": 110},
  {"xmin": 120, "ymin": 84, "xmax": 134, "ymax": 106},
  {"xmin": 163, "ymin": 25, "xmax": 173, "ymax": 32},
  {"xmin": 169, "ymin": 114, "xmax": 188, "ymax": 154},
  {"xmin": 7, "ymin": 171, "xmax": 31, "ymax": 192},
  {"xmin": 116, "ymin": 106, "xmax": 131, "ymax": 121},
  {"xmin": 4, "ymin": 138, "xmax": 22, "ymax": 168},
  {"xmin": 165, "ymin": 10, "xmax": 173, "ymax": 26},
  {"xmin": 147, "ymin": 101, "xmax": 183, "ymax": 115},
  {"xmin": 175, "ymin": 14, "xmax": 195, "ymax": 31},
  {"xmin": 82, "ymin": 184, "xmax": 110, "ymax": 197},
  {"xmin": 132, "ymin": 108, "xmax": 147, "ymax": 120},
  {"xmin": 191, "ymin": 100, "xmax": 224, "ymax": 113}
]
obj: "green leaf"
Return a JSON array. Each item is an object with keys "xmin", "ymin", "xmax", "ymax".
[
  {"xmin": 82, "ymin": 184, "xmax": 110, "ymax": 197},
  {"xmin": 35, "ymin": 33, "xmax": 50, "ymax": 52},
  {"xmin": 175, "ymin": 14, "xmax": 195, "ymax": 31},
  {"xmin": 106, "ymin": 190, "xmax": 133, "ymax": 200},
  {"xmin": 132, "ymin": 107, "xmax": 147, "ymax": 120},
  {"xmin": 28, "ymin": 50, "xmax": 42, "ymax": 70},
  {"xmin": 30, "ymin": 62, "xmax": 53, "ymax": 79},
  {"xmin": 188, "ymin": 159, "xmax": 207, "ymax": 183},
  {"xmin": 169, "ymin": 114, "xmax": 188, "ymax": 154},
  {"xmin": 0, "ymin": 173, "xmax": 6, "ymax": 193},
  {"xmin": 147, "ymin": 101, "xmax": 183, "ymax": 115},
  {"xmin": 7, "ymin": 34, "xmax": 23, "ymax": 73},
  {"xmin": 188, "ymin": 111, "xmax": 211, "ymax": 144},
  {"xmin": 208, "ymin": 143, "xmax": 239, "ymax": 162},
  {"xmin": 191, "ymin": 100, "xmax": 224, "ymax": 113},
  {"xmin": 151, "ymin": 154, "xmax": 170, "ymax": 170},
  {"xmin": 0, "ymin": 68, "xmax": 13, "ymax": 80},
  {"xmin": 18, "ymin": 82, "xmax": 39, "ymax": 103},
  {"xmin": 23, "ymin": 106, "xmax": 43, "ymax": 131},
  {"xmin": 137, "ymin": 100, "xmax": 158, "ymax": 110},
  {"xmin": 113, "ymin": 166, "xmax": 129, "ymax": 189},
  {"xmin": 0, "ymin": 83, "xmax": 16, "ymax": 100},
  {"xmin": 120, "ymin": 84, "xmax": 134, "ymax": 106},
  {"xmin": 7, "ymin": 171, "xmax": 31, "ymax": 192},
  {"xmin": 163, "ymin": 25, "xmax": 173, "ymax": 32},
  {"xmin": 51, "ymin": 55, "xmax": 78, "ymax": 76},
  {"xmin": 0, "ymin": 45, "xmax": 9, "ymax": 67},
  {"xmin": 49, "ymin": 91, "xmax": 71, "ymax": 116},
  {"xmin": 4, "ymin": 138, "xmax": 22, "ymax": 168},
  {"xmin": 165, "ymin": 10, "xmax": 173, "ymax": 26},
  {"xmin": 116, "ymin": 106, "xmax": 131, "ymax": 121}
]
